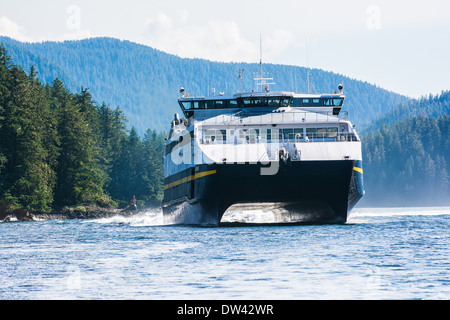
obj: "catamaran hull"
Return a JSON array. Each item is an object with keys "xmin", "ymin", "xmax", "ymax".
[{"xmin": 162, "ymin": 160, "xmax": 364, "ymax": 226}]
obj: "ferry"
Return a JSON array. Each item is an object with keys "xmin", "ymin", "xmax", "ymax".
[{"xmin": 162, "ymin": 74, "xmax": 364, "ymax": 226}]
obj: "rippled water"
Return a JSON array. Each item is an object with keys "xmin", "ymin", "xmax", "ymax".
[{"xmin": 1, "ymin": 207, "xmax": 449, "ymax": 300}]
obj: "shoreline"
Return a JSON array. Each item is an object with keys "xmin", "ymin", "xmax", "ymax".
[{"xmin": 0, "ymin": 203, "xmax": 151, "ymax": 222}]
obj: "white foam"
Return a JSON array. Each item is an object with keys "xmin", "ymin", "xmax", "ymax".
[
  {"xmin": 221, "ymin": 209, "xmax": 276, "ymax": 224},
  {"xmin": 0, "ymin": 215, "xmax": 18, "ymax": 223},
  {"xmin": 91, "ymin": 209, "xmax": 165, "ymax": 227},
  {"xmin": 351, "ymin": 206, "xmax": 450, "ymax": 218}
]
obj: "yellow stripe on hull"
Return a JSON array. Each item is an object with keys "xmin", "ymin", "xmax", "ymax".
[
  {"xmin": 353, "ymin": 167, "xmax": 363, "ymax": 174},
  {"xmin": 164, "ymin": 170, "xmax": 217, "ymax": 190}
]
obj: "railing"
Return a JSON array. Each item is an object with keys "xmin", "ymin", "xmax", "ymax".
[
  {"xmin": 191, "ymin": 110, "xmax": 349, "ymax": 126},
  {"xmin": 201, "ymin": 132, "xmax": 359, "ymax": 145}
]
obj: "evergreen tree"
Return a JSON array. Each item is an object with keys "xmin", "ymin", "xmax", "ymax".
[
  {"xmin": 98, "ymin": 103, "xmax": 128, "ymax": 198},
  {"xmin": 142, "ymin": 129, "xmax": 165, "ymax": 205},
  {"xmin": 0, "ymin": 63, "xmax": 55, "ymax": 211},
  {"xmin": 0, "ymin": 46, "xmax": 167, "ymax": 212},
  {"xmin": 362, "ymin": 113, "xmax": 450, "ymax": 206},
  {"xmin": 0, "ymin": 44, "xmax": 12, "ymax": 176},
  {"xmin": 53, "ymin": 80, "xmax": 105, "ymax": 207},
  {"xmin": 110, "ymin": 127, "xmax": 144, "ymax": 204}
]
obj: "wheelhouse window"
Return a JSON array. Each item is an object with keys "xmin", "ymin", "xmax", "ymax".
[
  {"xmin": 215, "ymin": 100, "xmax": 225, "ymax": 108},
  {"xmin": 181, "ymin": 101, "xmax": 192, "ymax": 110},
  {"xmin": 323, "ymin": 98, "xmax": 332, "ymax": 106},
  {"xmin": 240, "ymin": 97, "xmax": 289, "ymax": 107},
  {"xmin": 290, "ymin": 97, "xmax": 343, "ymax": 108},
  {"xmin": 205, "ymin": 100, "xmax": 215, "ymax": 109},
  {"xmin": 202, "ymin": 99, "xmax": 239, "ymax": 109},
  {"xmin": 302, "ymin": 98, "xmax": 313, "ymax": 106},
  {"xmin": 253, "ymin": 98, "xmax": 269, "ymax": 106},
  {"xmin": 280, "ymin": 98, "xmax": 290, "ymax": 107},
  {"xmin": 229, "ymin": 100, "xmax": 239, "ymax": 108},
  {"xmin": 333, "ymin": 98, "xmax": 344, "ymax": 106},
  {"xmin": 268, "ymin": 98, "xmax": 280, "ymax": 106},
  {"xmin": 291, "ymin": 98, "xmax": 302, "ymax": 107}
]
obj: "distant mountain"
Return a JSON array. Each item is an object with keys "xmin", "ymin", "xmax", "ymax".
[{"xmin": 0, "ymin": 36, "xmax": 408, "ymax": 134}]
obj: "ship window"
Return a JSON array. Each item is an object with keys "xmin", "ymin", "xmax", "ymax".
[
  {"xmin": 254, "ymin": 98, "xmax": 268, "ymax": 106},
  {"xmin": 268, "ymin": 98, "xmax": 280, "ymax": 107},
  {"xmin": 215, "ymin": 100, "xmax": 225, "ymax": 108},
  {"xmin": 280, "ymin": 98, "xmax": 290, "ymax": 107},
  {"xmin": 317, "ymin": 128, "xmax": 327, "ymax": 138},
  {"xmin": 306, "ymin": 128, "xmax": 316, "ymax": 139},
  {"xmin": 294, "ymin": 128, "xmax": 304, "ymax": 139},
  {"xmin": 270, "ymin": 129, "xmax": 282, "ymax": 141},
  {"xmin": 221, "ymin": 129, "xmax": 227, "ymax": 141},
  {"xmin": 282, "ymin": 129, "xmax": 293, "ymax": 140},
  {"xmin": 323, "ymin": 98, "xmax": 332, "ymax": 106},
  {"xmin": 249, "ymin": 129, "xmax": 258, "ymax": 143},
  {"xmin": 193, "ymin": 101, "xmax": 203, "ymax": 109},
  {"xmin": 204, "ymin": 129, "xmax": 226, "ymax": 144},
  {"xmin": 266, "ymin": 129, "xmax": 272, "ymax": 140},
  {"xmin": 259, "ymin": 129, "xmax": 271, "ymax": 141},
  {"xmin": 229, "ymin": 100, "xmax": 239, "ymax": 108},
  {"xmin": 242, "ymin": 97, "xmax": 290, "ymax": 107},
  {"xmin": 242, "ymin": 98, "xmax": 253, "ymax": 105},
  {"xmin": 312, "ymin": 98, "xmax": 321, "ymax": 106},
  {"xmin": 291, "ymin": 98, "xmax": 302, "ymax": 107},
  {"xmin": 327, "ymin": 127, "xmax": 338, "ymax": 138},
  {"xmin": 232, "ymin": 129, "xmax": 260, "ymax": 144},
  {"xmin": 333, "ymin": 98, "xmax": 343, "ymax": 106},
  {"xmin": 302, "ymin": 98, "xmax": 313, "ymax": 106},
  {"xmin": 205, "ymin": 100, "xmax": 215, "ymax": 109},
  {"xmin": 182, "ymin": 101, "xmax": 192, "ymax": 110}
]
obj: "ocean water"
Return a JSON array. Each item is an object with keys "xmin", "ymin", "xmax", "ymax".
[{"xmin": 0, "ymin": 207, "xmax": 449, "ymax": 300}]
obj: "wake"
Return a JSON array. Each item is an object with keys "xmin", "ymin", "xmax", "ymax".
[
  {"xmin": 92, "ymin": 208, "xmax": 165, "ymax": 226},
  {"xmin": 350, "ymin": 206, "xmax": 450, "ymax": 218},
  {"xmin": 91, "ymin": 207, "xmax": 278, "ymax": 226}
]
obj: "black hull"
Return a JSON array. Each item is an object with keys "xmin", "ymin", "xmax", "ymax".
[{"xmin": 163, "ymin": 160, "xmax": 364, "ymax": 226}]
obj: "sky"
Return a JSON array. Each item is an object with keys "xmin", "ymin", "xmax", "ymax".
[{"xmin": 0, "ymin": 0, "xmax": 449, "ymax": 98}]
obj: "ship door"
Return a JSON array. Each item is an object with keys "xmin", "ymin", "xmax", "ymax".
[{"xmin": 189, "ymin": 167, "xmax": 195, "ymax": 199}]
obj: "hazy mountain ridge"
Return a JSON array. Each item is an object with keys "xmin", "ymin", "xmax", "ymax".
[{"xmin": 362, "ymin": 90, "xmax": 450, "ymax": 133}]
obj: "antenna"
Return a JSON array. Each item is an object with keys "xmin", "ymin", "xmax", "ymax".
[
  {"xmin": 306, "ymin": 36, "xmax": 310, "ymax": 94},
  {"xmin": 238, "ymin": 69, "xmax": 245, "ymax": 93},
  {"xmin": 253, "ymin": 33, "xmax": 275, "ymax": 92},
  {"xmin": 259, "ymin": 32, "xmax": 263, "ymax": 80}
]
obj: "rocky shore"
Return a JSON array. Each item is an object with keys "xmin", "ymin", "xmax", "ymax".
[{"xmin": 0, "ymin": 201, "xmax": 142, "ymax": 222}]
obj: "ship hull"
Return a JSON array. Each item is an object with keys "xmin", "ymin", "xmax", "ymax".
[{"xmin": 162, "ymin": 160, "xmax": 364, "ymax": 226}]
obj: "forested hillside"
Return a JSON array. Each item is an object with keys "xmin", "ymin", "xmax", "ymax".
[
  {"xmin": 0, "ymin": 45, "xmax": 164, "ymax": 213},
  {"xmin": 361, "ymin": 93, "xmax": 450, "ymax": 206},
  {"xmin": 0, "ymin": 37, "xmax": 408, "ymax": 134},
  {"xmin": 362, "ymin": 91, "xmax": 450, "ymax": 133}
]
